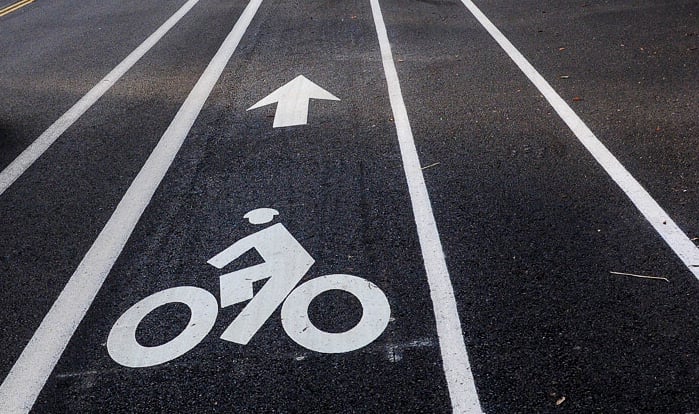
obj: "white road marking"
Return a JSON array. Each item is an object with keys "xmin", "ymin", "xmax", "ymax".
[
  {"xmin": 0, "ymin": 0, "xmax": 201, "ymax": 197},
  {"xmin": 385, "ymin": 338, "xmax": 435, "ymax": 363},
  {"xmin": 247, "ymin": 75, "xmax": 340, "ymax": 128},
  {"xmin": 107, "ymin": 208, "xmax": 391, "ymax": 367},
  {"xmin": 107, "ymin": 286, "xmax": 219, "ymax": 368},
  {"xmin": 208, "ymin": 222, "xmax": 314, "ymax": 344},
  {"xmin": 370, "ymin": 1, "xmax": 483, "ymax": 412},
  {"xmin": 457, "ymin": 0, "xmax": 699, "ymax": 280},
  {"xmin": 207, "ymin": 210, "xmax": 389, "ymax": 352},
  {"xmin": 0, "ymin": 0, "xmax": 263, "ymax": 411},
  {"xmin": 281, "ymin": 274, "xmax": 391, "ymax": 354}
]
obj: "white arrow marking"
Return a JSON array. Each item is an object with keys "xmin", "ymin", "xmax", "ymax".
[{"xmin": 247, "ymin": 75, "xmax": 340, "ymax": 128}]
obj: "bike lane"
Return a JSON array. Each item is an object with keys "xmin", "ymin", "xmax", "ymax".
[
  {"xmin": 378, "ymin": 0, "xmax": 699, "ymax": 412},
  {"xmin": 27, "ymin": 0, "xmax": 453, "ymax": 412}
]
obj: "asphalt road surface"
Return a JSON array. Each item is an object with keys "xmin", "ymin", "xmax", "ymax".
[{"xmin": 1, "ymin": 0, "xmax": 698, "ymax": 412}]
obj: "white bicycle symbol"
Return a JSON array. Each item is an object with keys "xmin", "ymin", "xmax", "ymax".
[{"xmin": 107, "ymin": 208, "xmax": 391, "ymax": 368}]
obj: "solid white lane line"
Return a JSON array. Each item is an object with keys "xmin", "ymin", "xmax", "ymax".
[
  {"xmin": 457, "ymin": 0, "xmax": 699, "ymax": 280},
  {"xmin": 0, "ymin": 1, "xmax": 263, "ymax": 412},
  {"xmin": 0, "ymin": 0, "xmax": 201, "ymax": 197},
  {"xmin": 370, "ymin": 1, "xmax": 483, "ymax": 412}
]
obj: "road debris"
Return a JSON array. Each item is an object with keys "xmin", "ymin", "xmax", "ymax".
[
  {"xmin": 610, "ymin": 271, "xmax": 669, "ymax": 283},
  {"xmin": 421, "ymin": 162, "xmax": 441, "ymax": 170}
]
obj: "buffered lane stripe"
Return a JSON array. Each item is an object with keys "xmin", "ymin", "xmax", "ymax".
[
  {"xmin": 456, "ymin": 0, "xmax": 699, "ymax": 280},
  {"xmin": 0, "ymin": 0, "xmax": 201, "ymax": 197},
  {"xmin": 0, "ymin": 0, "xmax": 263, "ymax": 412},
  {"xmin": 370, "ymin": 0, "xmax": 484, "ymax": 412}
]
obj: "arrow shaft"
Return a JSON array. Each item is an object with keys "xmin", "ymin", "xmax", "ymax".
[{"xmin": 273, "ymin": 96, "xmax": 310, "ymax": 128}]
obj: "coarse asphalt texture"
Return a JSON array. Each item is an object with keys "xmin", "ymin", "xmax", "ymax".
[{"xmin": 0, "ymin": 0, "xmax": 697, "ymax": 412}]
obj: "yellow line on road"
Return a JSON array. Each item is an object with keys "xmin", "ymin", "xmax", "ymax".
[{"xmin": 0, "ymin": 0, "xmax": 35, "ymax": 17}]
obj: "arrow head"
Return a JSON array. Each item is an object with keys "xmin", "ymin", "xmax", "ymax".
[{"xmin": 248, "ymin": 75, "xmax": 340, "ymax": 128}]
